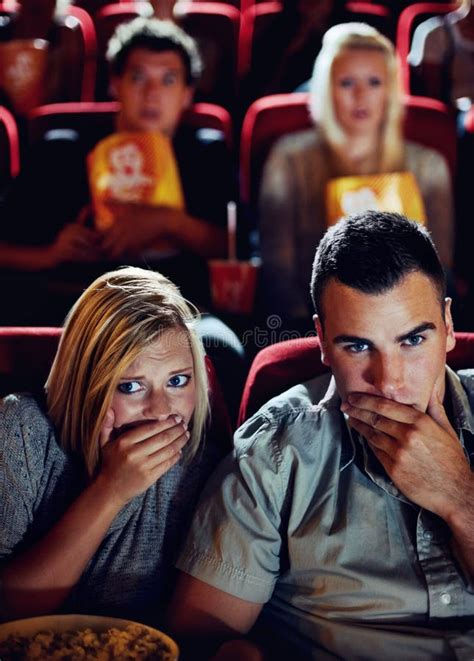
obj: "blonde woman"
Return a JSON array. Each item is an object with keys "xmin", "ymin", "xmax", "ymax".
[
  {"xmin": 259, "ymin": 22, "xmax": 453, "ymax": 326},
  {"xmin": 0, "ymin": 267, "xmax": 223, "ymax": 624}
]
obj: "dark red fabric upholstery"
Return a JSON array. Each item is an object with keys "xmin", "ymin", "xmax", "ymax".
[
  {"xmin": 238, "ymin": 332, "xmax": 474, "ymax": 425},
  {"xmin": 0, "ymin": 327, "xmax": 232, "ymax": 446},
  {"xmin": 0, "ymin": 327, "xmax": 62, "ymax": 397}
]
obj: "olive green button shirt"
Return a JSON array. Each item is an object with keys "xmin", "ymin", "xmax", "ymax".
[{"xmin": 177, "ymin": 368, "xmax": 474, "ymax": 659}]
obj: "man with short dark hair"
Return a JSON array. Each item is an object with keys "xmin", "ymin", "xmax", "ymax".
[
  {"xmin": 0, "ymin": 17, "xmax": 230, "ymax": 323},
  {"xmin": 168, "ymin": 212, "xmax": 474, "ymax": 659}
]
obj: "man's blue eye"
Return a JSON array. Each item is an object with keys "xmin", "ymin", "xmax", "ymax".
[
  {"xmin": 347, "ymin": 343, "xmax": 369, "ymax": 353},
  {"xmin": 168, "ymin": 374, "xmax": 190, "ymax": 388},
  {"xmin": 404, "ymin": 334, "xmax": 424, "ymax": 346},
  {"xmin": 164, "ymin": 73, "xmax": 177, "ymax": 86},
  {"xmin": 118, "ymin": 381, "xmax": 141, "ymax": 394},
  {"xmin": 130, "ymin": 71, "xmax": 145, "ymax": 83}
]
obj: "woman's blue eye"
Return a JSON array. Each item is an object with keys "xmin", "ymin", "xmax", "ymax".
[
  {"xmin": 168, "ymin": 374, "xmax": 190, "ymax": 388},
  {"xmin": 118, "ymin": 381, "xmax": 142, "ymax": 394}
]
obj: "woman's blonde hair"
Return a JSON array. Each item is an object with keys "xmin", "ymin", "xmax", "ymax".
[
  {"xmin": 46, "ymin": 266, "xmax": 208, "ymax": 476},
  {"xmin": 309, "ymin": 22, "xmax": 404, "ymax": 171}
]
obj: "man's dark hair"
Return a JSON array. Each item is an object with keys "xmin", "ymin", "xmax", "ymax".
[
  {"xmin": 106, "ymin": 17, "xmax": 202, "ymax": 85},
  {"xmin": 311, "ymin": 211, "xmax": 446, "ymax": 324}
]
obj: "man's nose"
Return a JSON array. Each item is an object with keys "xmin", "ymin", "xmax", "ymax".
[
  {"xmin": 371, "ymin": 352, "xmax": 404, "ymax": 397},
  {"xmin": 144, "ymin": 79, "xmax": 162, "ymax": 98}
]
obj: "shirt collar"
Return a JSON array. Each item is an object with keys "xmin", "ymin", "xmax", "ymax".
[
  {"xmin": 318, "ymin": 376, "xmax": 357, "ymax": 472},
  {"xmin": 446, "ymin": 366, "xmax": 474, "ymax": 435}
]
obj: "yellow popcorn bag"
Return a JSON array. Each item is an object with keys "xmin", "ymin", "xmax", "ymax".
[
  {"xmin": 325, "ymin": 171, "xmax": 426, "ymax": 227},
  {"xmin": 87, "ymin": 131, "xmax": 185, "ymax": 230}
]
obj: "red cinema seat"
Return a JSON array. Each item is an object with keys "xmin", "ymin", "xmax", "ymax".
[
  {"xmin": 238, "ymin": 2, "xmax": 281, "ymax": 79},
  {"xmin": 28, "ymin": 100, "xmax": 233, "ymax": 150},
  {"xmin": 396, "ymin": 1, "xmax": 458, "ymax": 96},
  {"xmin": 345, "ymin": 2, "xmax": 394, "ymax": 41},
  {"xmin": 174, "ymin": 2, "xmax": 240, "ymax": 109},
  {"xmin": 238, "ymin": 332, "xmax": 474, "ymax": 424},
  {"xmin": 0, "ymin": 105, "xmax": 20, "ymax": 189}
]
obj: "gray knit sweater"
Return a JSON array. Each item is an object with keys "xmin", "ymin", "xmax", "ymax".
[{"xmin": 0, "ymin": 393, "xmax": 221, "ymax": 625}]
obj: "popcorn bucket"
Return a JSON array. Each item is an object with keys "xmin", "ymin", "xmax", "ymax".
[
  {"xmin": 0, "ymin": 39, "xmax": 49, "ymax": 115},
  {"xmin": 208, "ymin": 259, "xmax": 260, "ymax": 315}
]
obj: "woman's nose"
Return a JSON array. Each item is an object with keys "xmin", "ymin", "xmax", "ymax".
[{"xmin": 145, "ymin": 391, "xmax": 173, "ymax": 418}]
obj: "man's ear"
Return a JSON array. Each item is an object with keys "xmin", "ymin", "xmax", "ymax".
[
  {"xmin": 313, "ymin": 314, "xmax": 330, "ymax": 366},
  {"xmin": 444, "ymin": 297, "xmax": 456, "ymax": 354},
  {"xmin": 109, "ymin": 75, "xmax": 120, "ymax": 100},
  {"xmin": 182, "ymin": 85, "xmax": 194, "ymax": 110}
]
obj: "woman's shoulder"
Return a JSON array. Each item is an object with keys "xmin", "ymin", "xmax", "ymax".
[
  {"xmin": 271, "ymin": 126, "xmax": 325, "ymax": 159},
  {"xmin": 0, "ymin": 393, "xmax": 62, "ymax": 469},
  {"xmin": 404, "ymin": 140, "xmax": 449, "ymax": 172},
  {"xmin": 0, "ymin": 392, "xmax": 50, "ymax": 428}
]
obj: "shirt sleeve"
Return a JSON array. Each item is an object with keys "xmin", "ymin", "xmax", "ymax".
[{"xmin": 176, "ymin": 412, "xmax": 288, "ymax": 603}]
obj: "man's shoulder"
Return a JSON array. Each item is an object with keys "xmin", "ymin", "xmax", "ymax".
[
  {"xmin": 259, "ymin": 372, "xmax": 335, "ymax": 422},
  {"xmin": 457, "ymin": 368, "xmax": 474, "ymax": 399},
  {"xmin": 234, "ymin": 372, "xmax": 341, "ymax": 455}
]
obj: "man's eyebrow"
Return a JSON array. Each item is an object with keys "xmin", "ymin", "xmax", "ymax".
[
  {"xmin": 333, "ymin": 323, "xmax": 436, "ymax": 347},
  {"xmin": 395, "ymin": 322, "xmax": 436, "ymax": 343},
  {"xmin": 333, "ymin": 335, "xmax": 373, "ymax": 346}
]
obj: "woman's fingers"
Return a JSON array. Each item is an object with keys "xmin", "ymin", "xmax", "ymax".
[
  {"xmin": 99, "ymin": 409, "xmax": 115, "ymax": 446},
  {"xmin": 149, "ymin": 427, "xmax": 190, "ymax": 467},
  {"xmin": 124, "ymin": 416, "xmax": 189, "ymax": 457}
]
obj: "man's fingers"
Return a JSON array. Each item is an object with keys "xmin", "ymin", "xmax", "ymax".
[
  {"xmin": 343, "ymin": 403, "xmax": 408, "ymax": 438},
  {"xmin": 346, "ymin": 416, "xmax": 395, "ymax": 454},
  {"xmin": 344, "ymin": 393, "xmax": 422, "ymax": 424},
  {"xmin": 427, "ymin": 389, "xmax": 453, "ymax": 434}
]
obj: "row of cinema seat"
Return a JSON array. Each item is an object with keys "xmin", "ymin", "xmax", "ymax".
[
  {"xmin": 1, "ymin": 327, "xmax": 474, "ymax": 432},
  {"xmin": 0, "ymin": 1, "xmax": 460, "ymax": 111},
  {"xmin": 0, "ymin": 93, "xmax": 464, "ymax": 223}
]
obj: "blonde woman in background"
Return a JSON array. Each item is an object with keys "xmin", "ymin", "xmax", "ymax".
[
  {"xmin": 259, "ymin": 22, "xmax": 453, "ymax": 328},
  {"xmin": 0, "ymin": 266, "xmax": 224, "ymax": 625}
]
